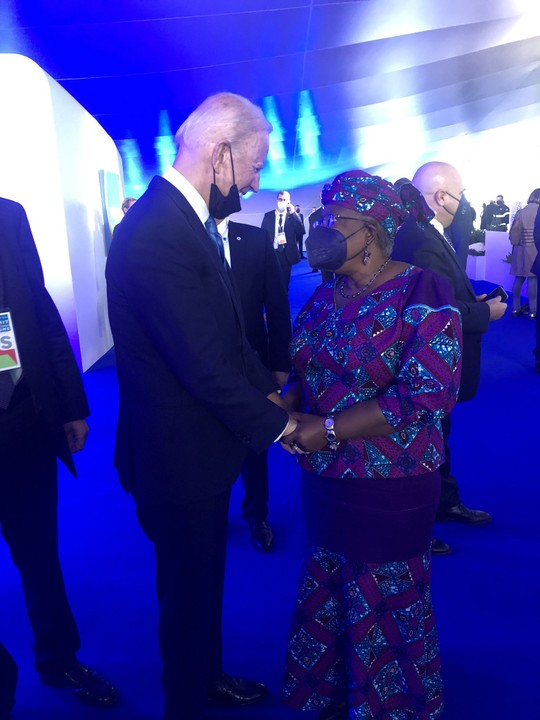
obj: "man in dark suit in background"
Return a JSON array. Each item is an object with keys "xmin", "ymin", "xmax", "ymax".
[
  {"xmin": 0, "ymin": 198, "xmax": 117, "ymax": 718},
  {"xmin": 217, "ymin": 217, "xmax": 292, "ymax": 552},
  {"xmin": 106, "ymin": 93, "xmax": 297, "ymax": 720},
  {"xmin": 261, "ymin": 190, "xmax": 303, "ymax": 289},
  {"xmin": 392, "ymin": 163, "xmax": 507, "ymax": 553},
  {"xmin": 294, "ymin": 203, "xmax": 306, "ymax": 258}
]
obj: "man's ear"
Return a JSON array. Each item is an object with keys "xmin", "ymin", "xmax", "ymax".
[
  {"xmin": 433, "ymin": 189, "xmax": 446, "ymax": 207},
  {"xmin": 211, "ymin": 142, "xmax": 230, "ymax": 173}
]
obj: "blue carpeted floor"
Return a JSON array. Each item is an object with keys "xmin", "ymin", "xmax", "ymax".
[{"xmin": 1, "ymin": 260, "xmax": 539, "ymax": 719}]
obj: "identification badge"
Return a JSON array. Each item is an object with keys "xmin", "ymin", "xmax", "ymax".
[
  {"xmin": 277, "ymin": 232, "xmax": 287, "ymax": 246},
  {"xmin": 0, "ymin": 311, "xmax": 22, "ymax": 372}
]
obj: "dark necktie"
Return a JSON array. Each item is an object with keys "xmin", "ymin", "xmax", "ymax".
[
  {"xmin": 443, "ymin": 230, "xmax": 456, "ymax": 252},
  {"xmin": 277, "ymin": 214, "xmax": 284, "ymax": 251},
  {"xmin": 205, "ymin": 217, "xmax": 225, "ymax": 264}
]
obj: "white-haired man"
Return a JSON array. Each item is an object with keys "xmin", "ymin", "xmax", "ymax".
[{"xmin": 106, "ymin": 93, "xmax": 297, "ymax": 720}]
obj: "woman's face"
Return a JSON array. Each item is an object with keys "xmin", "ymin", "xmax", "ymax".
[{"xmin": 314, "ymin": 203, "xmax": 375, "ymax": 273}]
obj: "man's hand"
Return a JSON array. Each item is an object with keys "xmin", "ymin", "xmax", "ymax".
[
  {"xmin": 64, "ymin": 419, "xmax": 89, "ymax": 453},
  {"xmin": 486, "ymin": 297, "xmax": 507, "ymax": 321},
  {"xmin": 272, "ymin": 371, "xmax": 289, "ymax": 389},
  {"xmin": 281, "ymin": 413, "xmax": 327, "ymax": 454}
]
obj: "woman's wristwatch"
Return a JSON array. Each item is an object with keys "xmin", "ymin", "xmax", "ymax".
[{"xmin": 324, "ymin": 414, "xmax": 340, "ymax": 450}]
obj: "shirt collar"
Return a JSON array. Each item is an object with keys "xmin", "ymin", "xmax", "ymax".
[
  {"xmin": 162, "ymin": 166, "xmax": 209, "ymax": 225},
  {"xmin": 431, "ymin": 217, "xmax": 446, "ymax": 237}
]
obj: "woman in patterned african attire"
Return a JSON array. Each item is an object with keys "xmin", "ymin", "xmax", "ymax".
[{"xmin": 281, "ymin": 170, "xmax": 463, "ymax": 719}]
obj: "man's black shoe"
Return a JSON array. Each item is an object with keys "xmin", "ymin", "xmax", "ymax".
[
  {"xmin": 437, "ymin": 503, "xmax": 492, "ymax": 525},
  {"xmin": 207, "ymin": 672, "xmax": 268, "ymax": 707},
  {"xmin": 39, "ymin": 662, "xmax": 118, "ymax": 707},
  {"xmin": 431, "ymin": 538, "xmax": 452, "ymax": 556},
  {"xmin": 318, "ymin": 702, "xmax": 347, "ymax": 719},
  {"xmin": 250, "ymin": 520, "xmax": 274, "ymax": 553}
]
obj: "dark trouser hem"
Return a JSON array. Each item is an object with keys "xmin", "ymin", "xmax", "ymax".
[
  {"xmin": 436, "ymin": 413, "xmax": 460, "ymax": 514},
  {"xmin": 136, "ymin": 488, "xmax": 231, "ymax": 720}
]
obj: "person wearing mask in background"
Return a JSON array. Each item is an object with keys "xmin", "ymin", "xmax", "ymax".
[
  {"xmin": 106, "ymin": 92, "xmax": 297, "ymax": 720},
  {"xmin": 294, "ymin": 203, "xmax": 306, "ymax": 259},
  {"xmin": 215, "ymin": 215, "xmax": 292, "ymax": 552},
  {"xmin": 508, "ymin": 188, "xmax": 540, "ymax": 318},
  {"xmin": 392, "ymin": 163, "xmax": 507, "ymax": 555},
  {"xmin": 261, "ymin": 191, "xmax": 303, "ymax": 289}
]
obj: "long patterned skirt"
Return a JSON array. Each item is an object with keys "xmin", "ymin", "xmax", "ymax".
[{"xmin": 284, "ymin": 471, "xmax": 443, "ymax": 719}]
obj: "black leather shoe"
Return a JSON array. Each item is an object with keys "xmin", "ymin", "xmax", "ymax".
[
  {"xmin": 431, "ymin": 538, "xmax": 452, "ymax": 556},
  {"xmin": 437, "ymin": 503, "xmax": 492, "ymax": 525},
  {"xmin": 39, "ymin": 662, "xmax": 118, "ymax": 707},
  {"xmin": 250, "ymin": 520, "xmax": 274, "ymax": 553},
  {"xmin": 318, "ymin": 702, "xmax": 347, "ymax": 719},
  {"xmin": 207, "ymin": 672, "xmax": 268, "ymax": 707}
]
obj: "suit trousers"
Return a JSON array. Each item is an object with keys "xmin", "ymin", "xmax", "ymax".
[
  {"xmin": 136, "ymin": 487, "xmax": 231, "ymax": 720},
  {"xmin": 275, "ymin": 250, "xmax": 292, "ymax": 289},
  {"xmin": 0, "ymin": 388, "xmax": 80, "ymax": 673},
  {"xmin": 436, "ymin": 413, "xmax": 460, "ymax": 516},
  {"xmin": 241, "ymin": 449, "xmax": 269, "ymax": 526}
]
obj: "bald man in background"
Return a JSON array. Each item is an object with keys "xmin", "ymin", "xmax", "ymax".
[{"xmin": 393, "ymin": 162, "xmax": 507, "ymax": 552}]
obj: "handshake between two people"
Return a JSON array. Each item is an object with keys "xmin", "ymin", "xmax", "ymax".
[
  {"xmin": 281, "ymin": 412, "xmax": 329, "ymax": 455},
  {"xmin": 268, "ymin": 383, "xmax": 330, "ymax": 455}
]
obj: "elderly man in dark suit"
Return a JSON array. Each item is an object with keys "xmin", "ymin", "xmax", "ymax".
[
  {"xmin": 106, "ymin": 93, "xmax": 297, "ymax": 720},
  {"xmin": 0, "ymin": 198, "xmax": 117, "ymax": 719},
  {"xmin": 216, "ymin": 217, "xmax": 292, "ymax": 551},
  {"xmin": 261, "ymin": 190, "xmax": 303, "ymax": 289},
  {"xmin": 392, "ymin": 163, "xmax": 507, "ymax": 553}
]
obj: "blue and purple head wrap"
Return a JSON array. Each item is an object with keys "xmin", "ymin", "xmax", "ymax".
[{"xmin": 321, "ymin": 170, "xmax": 408, "ymax": 238}]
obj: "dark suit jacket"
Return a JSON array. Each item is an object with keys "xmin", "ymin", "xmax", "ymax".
[
  {"xmin": 228, "ymin": 221, "xmax": 291, "ymax": 371},
  {"xmin": 393, "ymin": 215, "xmax": 490, "ymax": 402},
  {"xmin": 105, "ymin": 177, "xmax": 288, "ymax": 505},
  {"xmin": 261, "ymin": 210, "xmax": 302, "ymax": 266},
  {"xmin": 0, "ymin": 198, "xmax": 89, "ymax": 475}
]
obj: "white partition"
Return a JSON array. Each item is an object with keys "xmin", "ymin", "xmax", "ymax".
[
  {"xmin": 467, "ymin": 231, "xmax": 512, "ymax": 292},
  {"xmin": 0, "ymin": 54, "xmax": 123, "ymax": 370}
]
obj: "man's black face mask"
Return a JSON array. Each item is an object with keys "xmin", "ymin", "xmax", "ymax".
[
  {"xmin": 444, "ymin": 192, "xmax": 474, "ymax": 247},
  {"xmin": 209, "ymin": 144, "xmax": 241, "ymax": 219}
]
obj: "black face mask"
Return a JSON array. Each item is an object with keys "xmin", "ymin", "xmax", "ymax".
[
  {"xmin": 208, "ymin": 144, "xmax": 242, "ymax": 219},
  {"xmin": 444, "ymin": 193, "xmax": 474, "ymax": 247},
  {"xmin": 306, "ymin": 225, "xmax": 368, "ymax": 272}
]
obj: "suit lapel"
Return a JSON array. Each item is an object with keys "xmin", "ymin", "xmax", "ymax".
[{"xmin": 428, "ymin": 224, "xmax": 477, "ymax": 300}]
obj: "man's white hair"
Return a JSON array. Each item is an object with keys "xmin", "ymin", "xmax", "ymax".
[{"xmin": 175, "ymin": 92, "xmax": 272, "ymax": 150}]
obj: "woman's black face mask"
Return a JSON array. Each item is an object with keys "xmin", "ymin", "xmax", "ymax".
[{"xmin": 306, "ymin": 223, "xmax": 368, "ymax": 272}]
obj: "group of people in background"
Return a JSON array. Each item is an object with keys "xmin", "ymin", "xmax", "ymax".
[{"xmin": 2, "ymin": 89, "xmax": 535, "ymax": 720}]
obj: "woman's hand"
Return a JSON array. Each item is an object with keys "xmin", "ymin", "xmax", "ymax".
[{"xmin": 282, "ymin": 412, "xmax": 327, "ymax": 454}]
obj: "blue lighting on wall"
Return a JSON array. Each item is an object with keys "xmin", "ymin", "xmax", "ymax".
[
  {"xmin": 117, "ymin": 91, "xmax": 349, "ymax": 197},
  {"xmin": 118, "ymin": 138, "xmax": 146, "ymax": 199},
  {"xmin": 154, "ymin": 110, "xmax": 177, "ymax": 175}
]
